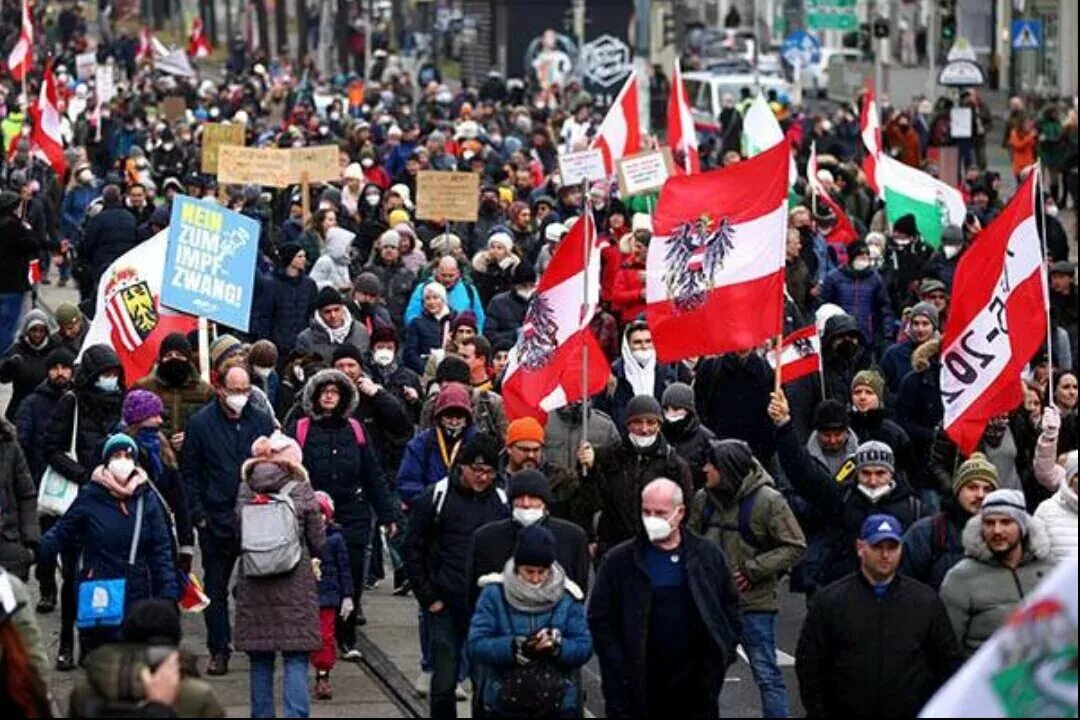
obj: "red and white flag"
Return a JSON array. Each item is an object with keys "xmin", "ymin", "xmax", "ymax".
[
  {"xmin": 28, "ymin": 60, "xmax": 67, "ymax": 177},
  {"xmin": 859, "ymin": 80, "xmax": 882, "ymax": 195},
  {"xmin": 645, "ymin": 140, "xmax": 789, "ymax": 362},
  {"xmin": 667, "ymin": 58, "xmax": 700, "ymax": 174},
  {"xmin": 590, "ymin": 70, "xmax": 641, "ymax": 177},
  {"xmin": 188, "ymin": 16, "xmax": 212, "ymax": 59},
  {"xmin": 940, "ymin": 171, "xmax": 1047, "ymax": 455},
  {"xmin": 136, "ymin": 26, "xmax": 154, "ymax": 63},
  {"xmin": 767, "ymin": 325, "xmax": 821, "ymax": 384},
  {"xmin": 502, "ymin": 211, "xmax": 611, "ymax": 421},
  {"xmin": 807, "ymin": 141, "xmax": 858, "ymax": 246},
  {"xmin": 6, "ymin": 0, "xmax": 33, "ymax": 82}
]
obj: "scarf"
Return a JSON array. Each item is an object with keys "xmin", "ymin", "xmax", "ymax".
[
  {"xmin": 136, "ymin": 428, "xmax": 164, "ymax": 479},
  {"xmin": 620, "ymin": 335, "xmax": 655, "ymax": 398},
  {"xmin": 314, "ymin": 312, "xmax": 353, "ymax": 345},
  {"xmin": 501, "ymin": 559, "xmax": 568, "ymax": 614},
  {"xmin": 91, "ymin": 464, "xmax": 148, "ymax": 499}
]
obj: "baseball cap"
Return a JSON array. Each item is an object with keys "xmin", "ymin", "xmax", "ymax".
[{"xmin": 860, "ymin": 514, "xmax": 903, "ymax": 545}]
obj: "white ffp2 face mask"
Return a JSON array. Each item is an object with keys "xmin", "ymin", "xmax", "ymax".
[
  {"xmin": 858, "ymin": 482, "xmax": 894, "ymax": 503},
  {"xmin": 513, "ymin": 507, "xmax": 545, "ymax": 527},
  {"xmin": 642, "ymin": 515, "xmax": 674, "ymax": 542},
  {"xmin": 373, "ymin": 348, "xmax": 395, "ymax": 366},
  {"xmin": 108, "ymin": 457, "xmax": 135, "ymax": 480},
  {"xmin": 629, "ymin": 433, "xmax": 657, "ymax": 449},
  {"xmin": 225, "ymin": 394, "xmax": 250, "ymax": 414}
]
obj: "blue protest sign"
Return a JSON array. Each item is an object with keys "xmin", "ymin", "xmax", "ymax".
[
  {"xmin": 162, "ymin": 196, "xmax": 259, "ymax": 332},
  {"xmin": 1010, "ymin": 20, "xmax": 1042, "ymax": 50},
  {"xmin": 782, "ymin": 31, "xmax": 821, "ymax": 68}
]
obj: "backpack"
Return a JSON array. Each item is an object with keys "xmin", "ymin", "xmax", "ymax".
[
  {"xmin": 240, "ymin": 480, "xmax": 303, "ymax": 577},
  {"xmin": 431, "ymin": 476, "xmax": 507, "ymax": 517},
  {"xmin": 929, "ymin": 511, "xmax": 950, "ymax": 565},
  {"xmin": 295, "ymin": 416, "xmax": 366, "ymax": 448},
  {"xmin": 703, "ymin": 485, "xmax": 764, "ymax": 548}
]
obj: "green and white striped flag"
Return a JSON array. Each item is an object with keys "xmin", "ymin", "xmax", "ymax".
[
  {"xmin": 742, "ymin": 93, "xmax": 797, "ymax": 194},
  {"xmin": 879, "ymin": 155, "xmax": 966, "ymax": 248}
]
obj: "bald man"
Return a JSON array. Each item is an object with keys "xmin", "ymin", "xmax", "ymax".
[
  {"xmin": 404, "ymin": 256, "xmax": 486, "ymax": 329},
  {"xmin": 588, "ymin": 479, "xmax": 741, "ymax": 718}
]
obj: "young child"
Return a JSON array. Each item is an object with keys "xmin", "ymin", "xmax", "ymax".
[{"xmin": 311, "ymin": 491, "xmax": 355, "ymax": 700}]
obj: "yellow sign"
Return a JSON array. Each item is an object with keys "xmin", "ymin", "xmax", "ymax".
[
  {"xmin": 216, "ymin": 146, "xmax": 292, "ymax": 188},
  {"xmin": 201, "ymin": 123, "xmax": 247, "ymax": 174},
  {"xmin": 416, "ymin": 171, "xmax": 480, "ymax": 222},
  {"xmin": 288, "ymin": 145, "xmax": 341, "ymax": 184}
]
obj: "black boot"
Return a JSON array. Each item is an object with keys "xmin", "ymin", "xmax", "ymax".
[{"xmin": 56, "ymin": 643, "xmax": 76, "ymax": 671}]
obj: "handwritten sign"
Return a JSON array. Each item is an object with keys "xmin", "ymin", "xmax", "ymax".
[
  {"xmin": 416, "ymin": 171, "xmax": 480, "ymax": 222},
  {"xmin": 216, "ymin": 146, "xmax": 292, "ymax": 187},
  {"xmin": 288, "ymin": 145, "xmax": 341, "ymax": 184},
  {"xmin": 616, "ymin": 149, "xmax": 674, "ymax": 196},
  {"xmin": 200, "ymin": 123, "xmax": 247, "ymax": 174},
  {"xmin": 558, "ymin": 148, "xmax": 607, "ymax": 185},
  {"xmin": 76, "ymin": 51, "xmax": 97, "ymax": 81}
]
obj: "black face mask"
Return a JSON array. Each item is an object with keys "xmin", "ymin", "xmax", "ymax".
[
  {"xmin": 556, "ymin": 403, "xmax": 584, "ymax": 425},
  {"xmin": 836, "ymin": 339, "xmax": 860, "ymax": 360},
  {"xmin": 158, "ymin": 358, "xmax": 191, "ymax": 387}
]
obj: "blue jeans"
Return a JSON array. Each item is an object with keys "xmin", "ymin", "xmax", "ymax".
[
  {"xmin": 249, "ymin": 651, "xmax": 310, "ymax": 718},
  {"xmin": 200, "ymin": 534, "xmax": 238, "ymax": 656},
  {"xmin": 741, "ymin": 612, "xmax": 789, "ymax": 718},
  {"xmin": 427, "ymin": 604, "xmax": 471, "ymax": 718},
  {"xmin": 0, "ymin": 293, "xmax": 23, "ymax": 354}
]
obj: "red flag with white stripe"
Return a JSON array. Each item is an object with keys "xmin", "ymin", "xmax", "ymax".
[
  {"xmin": 940, "ymin": 171, "xmax": 1047, "ymax": 455},
  {"xmin": 645, "ymin": 141, "xmax": 789, "ymax": 362},
  {"xmin": 28, "ymin": 60, "xmax": 67, "ymax": 177},
  {"xmin": 807, "ymin": 142, "xmax": 858, "ymax": 246},
  {"xmin": 502, "ymin": 210, "xmax": 611, "ymax": 421},
  {"xmin": 767, "ymin": 325, "xmax": 821, "ymax": 384},
  {"xmin": 6, "ymin": 0, "xmax": 33, "ymax": 82},
  {"xmin": 188, "ymin": 17, "xmax": 212, "ymax": 59},
  {"xmin": 590, "ymin": 70, "xmax": 641, "ymax": 177},
  {"xmin": 859, "ymin": 80, "xmax": 882, "ymax": 196},
  {"xmin": 667, "ymin": 58, "xmax": 700, "ymax": 174},
  {"xmin": 137, "ymin": 26, "xmax": 154, "ymax": 63}
]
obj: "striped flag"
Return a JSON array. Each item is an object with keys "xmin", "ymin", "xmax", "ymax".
[
  {"xmin": 667, "ymin": 58, "xmax": 700, "ymax": 174},
  {"xmin": 188, "ymin": 16, "xmax": 212, "ymax": 59},
  {"xmin": 6, "ymin": 0, "xmax": 33, "ymax": 82},
  {"xmin": 879, "ymin": 155, "xmax": 966, "ymax": 248},
  {"xmin": 28, "ymin": 60, "xmax": 67, "ymax": 177},
  {"xmin": 590, "ymin": 70, "xmax": 641, "ymax": 176},
  {"xmin": 859, "ymin": 81, "xmax": 882, "ymax": 195},
  {"xmin": 767, "ymin": 325, "xmax": 821, "ymax": 384}
]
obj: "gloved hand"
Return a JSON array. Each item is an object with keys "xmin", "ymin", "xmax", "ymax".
[
  {"xmin": 340, "ymin": 596, "xmax": 355, "ymax": 620},
  {"xmin": 512, "ymin": 636, "xmax": 532, "ymax": 666},
  {"xmin": 1042, "ymin": 406, "xmax": 1061, "ymax": 439}
]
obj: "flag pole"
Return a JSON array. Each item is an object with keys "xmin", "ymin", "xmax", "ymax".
[
  {"xmin": 580, "ymin": 178, "xmax": 591, "ymax": 476},
  {"xmin": 197, "ymin": 316, "xmax": 210, "ymax": 383},
  {"xmin": 675, "ymin": 58, "xmax": 691, "ymax": 176},
  {"xmin": 1035, "ymin": 163, "xmax": 1055, "ymax": 405}
]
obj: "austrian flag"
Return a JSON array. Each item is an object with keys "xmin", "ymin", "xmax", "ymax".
[
  {"xmin": 767, "ymin": 325, "xmax": 821, "ymax": 384},
  {"xmin": 645, "ymin": 141, "xmax": 789, "ymax": 362},
  {"xmin": 590, "ymin": 70, "xmax": 641, "ymax": 176}
]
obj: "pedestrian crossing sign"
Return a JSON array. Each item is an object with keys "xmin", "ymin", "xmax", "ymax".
[{"xmin": 1011, "ymin": 20, "xmax": 1042, "ymax": 51}]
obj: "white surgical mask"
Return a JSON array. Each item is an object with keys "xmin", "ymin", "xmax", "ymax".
[
  {"xmin": 253, "ymin": 366, "xmax": 273, "ymax": 380},
  {"xmin": 516, "ymin": 288, "xmax": 535, "ymax": 301},
  {"xmin": 108, "ymin": 457, "xmax": 135, "ymax": 480},
  {"xmin": 361, "ymin": 158, "xmax": 374, "ymax": 169},
  {"xmin": 631, "ymin": 349, "xmax": 654, "ymax": 366},
  {"xmin": 225, "ymin": 393, "xmax": 250, "ymax": 414},
  {"xmin": 365, "ymin": 194, "xmax": 380, "ymax": 206},
  {"xmin": 858, "ymin": 482, "xmax": 894, "ymax": 503},
  {"xmin": 629, "ymin": 433, "xmax": 657, "ymax": 449},
  {"xmin": 943, "ymin": 245, "xmax": 961, "ymax": 260},
  {"xmin": 373, "ymin": 348, "xmax": 396, "ymax": 366},
  {"xmin": 852, "ymin": 258, "xmax": 871, "ymax": 272},
  {"xmin": 642, "ymin": 515, "xmax": 674, "ymax": 542},
  {"xmin": 513, "ymin": 507, "xmax": 545, "ymax": 527},
  {"xmin": 96, "ymin": 376, "xmax": 120, "ymax": 392},
  {"xmin": 664, "ymin": 410, "xmax": 688, "ymax": 423}
]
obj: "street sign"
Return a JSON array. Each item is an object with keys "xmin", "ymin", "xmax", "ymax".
[
  {"xmin": 1011, "ymin": 20, "xmax": 1042, "ymax": 50},
  {"xmin": 806, "ymin": 0, "xmax": 857, "ymax": 31},
  {"xmin": 947, "ymin": 37, "xmax": 978, "ymax": 62},
  {"xmin": 938, "ymin": 60, "xmax": 986, "ymax": 87},
  {"xmin": 781, "ymin": 31, "xmax": 821, "ymax": 69}
]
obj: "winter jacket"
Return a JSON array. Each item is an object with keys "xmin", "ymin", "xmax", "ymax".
[
  {"xmin": 940, "ymin": 514, "xmax": 1054, "ymax": 655},
  {"xmin": 309, "ymin": 227, "xmax": 354, "ymax": 291},
  {"xmin": 366, "ymin": 259, "xmax": 416, "ymax": 332},
  {"xmin": 929, "ymin": 424, "xmax": 1025, "ymax": 494},
  {"xmin": 287, "ymin": 370, "xmax": 398, "ymax": 529},
  {"xmin": 775, "ymin": 421, "xmax": 925, "ymax": 590},
  {"xmin": 543, "ymin": 407, "xmax": 621, "ymax": 473},
  {"xmin": 0, "ymin": 310, "xmax": 59, "ymax": 421},
  {"xmin": 795, "ymin": 571, "xmax": 963, "ymax": 719},
  {"xmin": 0, "ymin": 419, "xmax": 37, "ymax": 580},
  {"xmin": 850, "ymin": 407, "xmax": 914, "ymax": 483},
  {"xmin": 694, "ymin": 353, "xmax": 777, "ymax": 465},
  {"xmin": 60, "ymin": 183, "xmax": 101, "ymax": 243},
  {"xmin": 820, "ymin": 265, "xmax": 896, "ymax": 349},
  {"xmin": 81, "ymin": 205, "xmax": 139, "ymax": 280},
  {"xmin": 484, "ymin": 289, "xmax": 529, "ymax": 348},
  {"xmin": 403, "ymin": 469, "xmax": 509, "ymax": 609},
  {"xmin": 295, "ymin": 315, "xmax": 371, "ymax": 365},
  {"xmin": 250, "ymin": 269, "xmax": 318, "ymax": 357},
  {"xmin": 662, "ymin": 413, "xmax": 716, "ymax": 490},
  {"xmin": 405, "ymin": 279, "xmax": 486, "ymax": 331},
  {"xmin": 317, "ymin": 524, "xmax": 355, "ymax": 609},
  {"xmin": 0, "ymin": 569, "xmax": 49, "ymax": 681},
  {"xmin": 688, "ymin": 463, "xmax": 806, "ymax": 612},
  {"xmin": 40, "ymin": 480, "xmax": 180, "ymax": 614},
  {"xmin": 588, "ymin": 532, "xmax": 740, "ymax": 718},
  {"xmin": 466, "ymin": 515, "xmax": 589, "ymax": 608},
  {"xmin": 396, "ymin": 426, "xmax": 479, "ymax": 503},
  {"xmin": 132, "ymin": 365, "xmax": 214, "ymax": 438},
  {"xmin": 180, "ymin": 399, "xmax": 274, "ymax": 540},
  {"xmin": 820, "ymin": 314, "xmax": 878, "ymax": 404},
  {"xmin": 1034, "ymin": 481, "xmax": 1077, "ymax": 564},
  {"xmin": 43, "ymin": 345, "xmax": 125, "ymax": 486},
  {"xmin": 471, "ymin": 250, "xmax": 517, "ymax": 308},
  {"xmin": 403, "ymin": 310, "xmax": 452, "ymax": 374},
  {"xmin": 900, "ymin": 506, "xmax": 970, "ymax": 591},
  {"xmin": 896, "ymin": 339, "xmax": 943, "ymax": 491},
  {"xmin": 348, "ymin": 301, "xmax": 394, "ymax": 339},
  {"xmin": 879, "ymin": 337, "xmax": 918, "ymax": 394},
  {"xmin": 0, "ymin": 213, "xmax": 40, "ymax": 294},
  {"xmin": 611, "ymin": 259, "xmax": 646, "ymax": 326},
  {"xmin": 233, "ymin": 462, "xmax": 325, "ymax": 653},
  {"xmin": 600, "ymin": 358, "xmax": 686, "ymax": 431},
  {"xmin": 1033, "ymin": 431, "xmax": 1068, "ymax": 492},
  {"xmin": 15, "ymin": 379, "xmax": 65, "ymax": 481},
  {"xmin": 590, "ymin": 435, "xmax": 693, "ymax": 549},
  {"xmin": 468, "ymin": 577, "xmax": 592, "ymax": 716}
]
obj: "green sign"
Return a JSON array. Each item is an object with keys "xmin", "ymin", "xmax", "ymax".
[{"xmin": 807, "ymin": 0, "xmax": 857, "ymax": 31}]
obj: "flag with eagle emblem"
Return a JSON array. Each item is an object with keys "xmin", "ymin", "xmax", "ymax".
[{"xmin": 645, "ymin": 141, "xmax": 789, "ymax": 362}]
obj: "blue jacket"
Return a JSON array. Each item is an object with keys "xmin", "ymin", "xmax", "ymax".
[
  {"xmin": 39, "ymin": 480, "xmax": 179, "ymax": 606},
  {"xmin": 396, "ymin": 425, "xmax": 478, "ymax": 502},
  {"xmin": 181, "ymin": 400, "xmax": 274, "ymax": 539},
  {"xmin": 250, "ymin": 269, "xmax": 318, "ymax": 355},
  {"xmin": 900, "ymin": 509, "xmax": 967, "ymax": 591},
  {"xmin": 317, "ymin": 525, "xmax": 355, "ymax": 609},
  {"xmin": 403, "ymin": 310, "xmax": 453, "ymax": 374},
  {"xmin": 404, "ymin": 280, "xmax": 485, "ymax": 332},
  {"xmin": 468, "ymin": 580, "xmax": 593, "ymax": 716},
  {"xmin": 879, "ymin": 337, "xmax": 918, "ymax": 395},
  {"xmin": 820, "ymin": 266, "xmax": 896, "ymax": 348},
  {"xmin": 60, "ymin": 184, "xmax": 101, "ymax": 242},
  {"xmin": 14, "ymin": 380, "xmax": 64, "ymax": 481},
  {"xmin": 384, "ymin": 141, "xmax": 417, "ymax": 178},
  {"xmin": 81, "ymin": 205, "xmax": 139, "ymax": 280}
]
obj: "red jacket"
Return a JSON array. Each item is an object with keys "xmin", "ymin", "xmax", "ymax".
[
  {"xmin": 599, "ymin": 237, "xmax": 629, "ymax": 306},
  {"xmin": 612, "ymin": 258, "xmax": 647, "ymax": 325}
]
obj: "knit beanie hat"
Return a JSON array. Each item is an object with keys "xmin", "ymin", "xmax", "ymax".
[
  {"xmin": 45, "ymin": 347, "xmax": 76, "ymax": 369},
  {"xmin": 354, "ymin": 272, "xmax": 383, "ymax": 297},
  {"xmin": 854, "ymin": 440, "xmax": 895, "ymax": 474},
  {"xmin": 316, "ymin": 286, "xmax": 347, "ymax": 310},
  {"xmin": 159, "ymin": 331, "xmax": 194, "ymax": 360},
  {"xmin": 851, "ymin": 370, "xmax": 886, "ymax": 403},
  {"xmin": 627, "ymin": 395, "xmax": 663, "ymax": 421},
  {"xmin": 814, "ymin": 399, "xmax": 849, "ymax": 431},
  {"xmin": 434, "ymin": 382, "xmax": 474, "ymax": 420},
  {"xmin": 248, "ymin": 340, "xmax": 279, "ymax": 369},
  {"xmin": 512, "ymin": 262, "xmax": 538, "ymax": 285},
  {"xmin": 952, "ymin": 452, "xmax": 1000, "ymax": 496},
  {"xmin": 452, "ymin": 311, "xmax": 478, "ymax": 333},
  {"xmin": 209, "ymin": 334, "xmax": 244, "ymax": 370},
  {"xmin": 313, "ymin": 490, "xmax": 335, "ymax": 520},
  {"xmin": 55, "ymin": 302, "xmax": 81, "ymax": 327},
  {"xmin": 661, "ymin": 383, "xmax": 696, "ymax": 412},
  {"xmin": 387, "ymin": 208, "xmax": 411, "ymax": 227},
  {"xmin": 514, "ymin": 525, "xmax": 557, "ymax": 568},
  {"xmin": 122, "ymin": 389, "xmax": 165, "ymax": 427},
  {"xmin": 506, "ymin": 417, "xmax": 545, "ymax": 447},
  {"xmin": 102, "ymin": 433, "xmax": 138, "ymax": 461},
  {"xmin": 981, "ymin": 489, "xmax": 1030, "ymax": 536},
  {"xmin": 892, "ymin": 213, "xmax": 918, "ymax": 237},
  {"xmin": 278, "ymin": 242, "xmax": 304, "ymax": 267},
  {"xmin": 910, "ymin": 301, "xmax": 940, "ymax": 330},
  {"xmin": 371, "ymin": 324, "xmax": 398, "ymax": 347},
  {"xmin": 331, "ymin": 344, "xmax": 364, "ymax": 366},
  {"xmin": 250, "ymin": 431, "xmax": 304, "ymax": 471},
  {"xmin": 508, "ymin": 469, "xmax": 552, "ymax": 504}
]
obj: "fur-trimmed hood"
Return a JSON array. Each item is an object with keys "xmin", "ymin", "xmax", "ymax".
[
  {"xmin": 961, "ymin": 512, "xmax": 1052, "ymax": 564},
  {"xmin": 471, "ymin": 248, "xmax": 520, "ymax": 274},
  {"xmin": 911, "ymin": 337, "xmax": 941, "ymax": 373},
  {"xmin": 300, "ymin": 368, "xmax": 359, "ymax": 421}
]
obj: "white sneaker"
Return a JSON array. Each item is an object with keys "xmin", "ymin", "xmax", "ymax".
[
  {"xmin": 342, "ymin": 646, "xmax": 363, "ymax": 662},
  {"xmin": 414, "ymin": 670, "xmax": 431, "ymax": 698},
  {"xmin": 455, "ymin": 683, "xmax": 468, "ymax": 700}
]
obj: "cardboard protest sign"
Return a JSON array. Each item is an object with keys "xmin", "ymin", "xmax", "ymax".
[
  {"xmin": 200, "ymin": 123, "xmax": 247, "ymax": 174},
  {"xmin": 616, "ymin": 149, "xmax": 675, "ymax": 196},
  {"xmin": 416, "ymin": 171, "xmax": 480, "ymax": 222},
  {"xmin": 288, "ymin": 145, "xmax": 341, "ymax": 184},
  {"xmin": 216, "ymin": 146, "xmax": 291, "ymax": 187}
]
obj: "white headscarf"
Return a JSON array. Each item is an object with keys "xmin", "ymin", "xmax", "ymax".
[{"xmin": 621, "ymin": 332, "xmax": 656, "ymax": 398}]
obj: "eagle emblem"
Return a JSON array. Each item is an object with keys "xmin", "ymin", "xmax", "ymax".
[
  {"xmin": 104, "ymin": 268, "xmax": 159, "ymax": 351},
  {"xmin": 791, "ymin": 337, "xmax": 815, "ymax": 358},
  {"xmin": 517, "ymin": 294, "xmax": 559, "ymax": 371},
  {"xmin": 662, "ymin": 214, "xmax": 736, "ymax": 313}
]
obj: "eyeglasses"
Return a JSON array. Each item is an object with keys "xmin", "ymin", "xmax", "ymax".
[{"xmin": 468, "ymin": 464, "xmax": 496, "ymax": 478}]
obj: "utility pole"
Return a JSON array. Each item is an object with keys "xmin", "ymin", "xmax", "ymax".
[{"xmin": 634, "ymin": 0, "xmax": 651, "ymax": 135}]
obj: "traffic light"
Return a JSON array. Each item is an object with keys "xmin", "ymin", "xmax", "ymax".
[
  {"xmin": 939, "ymin": 0, "xmax": 957, "ymax": 44},
  {"xmin": 662, "ymin": 13, "xmax": 677, "ymax": 46},
  {"xmin": 872, "ymin": 18, "xmax": 890, "ymax": 39}
]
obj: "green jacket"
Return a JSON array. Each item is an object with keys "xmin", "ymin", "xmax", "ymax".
[
  {"xmin": 133, "ymin": 364, "xmax": 214, "ymax": 437},
  {"xmin": 0, "ymin": 570, "xmax": 48, "ymax": 681},
  {"xmin": 689, "ymin": 463, "xmax": 806, "ymax": 613},
  {"xmin": 1038, "ymin": 116, "xmax": 1066, "ymax": 168}
]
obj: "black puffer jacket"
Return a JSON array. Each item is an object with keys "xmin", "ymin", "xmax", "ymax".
[
  {"xmin": 43, "ymin": 344, "xmax": 125, "ymax": 485},
  {"xmin": 0, "ymin": 418, "xmax": 38, "ymax": 579},
  {"xmin": 484, "ymin": 289, "xmax": 529, "ymax": 348},
  {"xmin": 849, "ymin": 407, "xmax": 914, "ymax": 486},
  {"xmin": 661, "ymin": 413, "xmax": 716, "ymax": 490},
  {"xmin": 81, "ymin": 204, "xmax": 139, "ymax": 280},
  {"xmin": 287, "ymin": 369, "xmax": 398, "ymax": 530},
  {"xmin": 0, "ymin": 210, "xmax": 40, "ymax": 294},
  {"xmin": 251, "ymin": 268, "xmax": 318, "ymax": 356},
  {"xmin": 694, "ymin": 353, "xmax": 777, "ymax": 467},
  {"xmin": 820, "ymin": 314, "xmax": 878, "ymax": 405},
  {"xmin": 15, "ymin": 379, "xmax": 66, "ymax": 481},
  {"xmin": 0, "ymin": 309, "xmax": 58, "ymax": 421}
]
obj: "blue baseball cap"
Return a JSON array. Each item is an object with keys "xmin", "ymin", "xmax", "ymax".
[{"xmin": 860, "ymin": 514, "xmax": 903, "ymax": 545}]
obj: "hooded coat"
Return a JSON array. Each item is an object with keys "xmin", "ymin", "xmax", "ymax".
[
  {"xmin": 820, "ymin": 314, "xmax": 878, "ymax": 405},
  {"xmin": 309, "ymin": 227, "xmax": 355, "ymax": 291},
  {"xmin": 896, "ymin": 338, "xmax": 944, "ymax": 491},
  {"xmin": 251, "ymin": 268, "xmax": 319, "ymax": 358},
  {"xmin": 1034, "ymin": 478, "xmax": 1077, "ymax": 564},
  {"xmin": 0, "ymin": 418, "xmax": 37, "ymax": 580},
  {"xmin": 295, "ymin": 312, "xmax": 371, "ymax": 365},
  {"xmin": 0, "ymin": 309, "xmax": 59, "ymax": 421}
]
